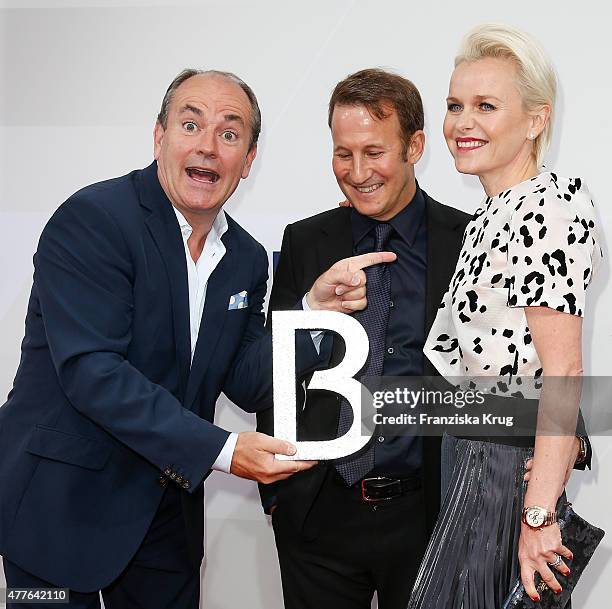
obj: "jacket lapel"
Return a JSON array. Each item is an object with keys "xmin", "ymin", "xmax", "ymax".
[
  {"xmin": 184, "ymin": 227, "xmax": 237, "ymax": 410},
  {"xmin": 315, "ymin": 208, "xmax": 353, "ymax": 366},
  {"xmin": 138, "ymin": 163, "xmax": 191, "ymax": 401},
  {"xmin": 425, "ymin": 194, "xmax": 463, "ymax": 332},
  {"xmin": 315, "ymin": 208, "xmax": 354, "ymax": 276}
]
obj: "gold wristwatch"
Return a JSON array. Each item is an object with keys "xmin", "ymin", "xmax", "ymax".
[{"xmin": 522, "ymin": 505, "xmax": 557, "ymax": 529}]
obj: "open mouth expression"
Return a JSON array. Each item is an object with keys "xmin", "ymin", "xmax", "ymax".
[{"xmin": 185, "ymin": 167, "xmax": 220, "ymax": 184}]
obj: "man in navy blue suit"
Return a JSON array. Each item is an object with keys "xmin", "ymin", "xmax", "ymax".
[{"xmin": 0, "ymin": 69, "xmax": 393, "ymax": 608}]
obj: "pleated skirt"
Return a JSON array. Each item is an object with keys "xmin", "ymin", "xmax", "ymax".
[{"xmin": 407, "ymin": 434, "xmax": 533, "ymax": 609}]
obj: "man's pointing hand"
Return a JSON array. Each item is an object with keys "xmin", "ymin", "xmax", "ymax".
[{"xmin": 306, "ymin": 252, "xmax": 397, "ymax": 312}]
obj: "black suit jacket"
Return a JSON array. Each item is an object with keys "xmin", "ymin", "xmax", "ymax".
[{"xmin": 257, "ymin": 192, "xmax": 471, "ymax": 536}]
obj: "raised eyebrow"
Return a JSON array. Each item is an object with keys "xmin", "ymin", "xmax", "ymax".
[
  {"xmin": 178, "ymin": 104, "xmax": 203, "ymax": 117},
  {"xmin": 223, "ymin": 114, "xmax": 245, "ymax": 126}
]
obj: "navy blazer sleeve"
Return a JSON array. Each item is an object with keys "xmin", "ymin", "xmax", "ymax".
[{"xmin": 35, "ymin": 195, "xmax": 228, "ymax": 492}]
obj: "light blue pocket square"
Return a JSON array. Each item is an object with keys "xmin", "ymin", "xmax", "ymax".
[{"xmin": 228, "ymin": 290, "xmax": 248, "ymax": 310}]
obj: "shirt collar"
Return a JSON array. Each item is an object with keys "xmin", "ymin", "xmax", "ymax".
[
  {"xmin": 171, "ymin": 206, "xmax": 228, "ymax": 244},
  {"xmin": 351, "ymin": 181, "xmax": 426, "ymax": 247}
]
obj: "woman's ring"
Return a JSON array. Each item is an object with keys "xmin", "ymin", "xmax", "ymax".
[
  {"xmin": 547, "ymin": 553, "xmax": 562, "ymax": 567},
  {"xmin": 294, "ymin": 463, "xmax": 300, "ymax": 474}
]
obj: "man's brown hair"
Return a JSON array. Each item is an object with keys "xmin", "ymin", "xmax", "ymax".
[{"xmin": 328, "ymin": 68, "xmax": 424, "ymax": 158}]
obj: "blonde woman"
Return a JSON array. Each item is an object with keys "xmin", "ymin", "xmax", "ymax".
[{"xmin": 408, "ymin": 24, "xmax": 602, "ymax": 608}]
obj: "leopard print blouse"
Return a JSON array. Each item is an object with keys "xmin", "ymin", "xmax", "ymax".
[{"xmin": 424, "ymin": 172, "xmax": 602, "ymax": 380}]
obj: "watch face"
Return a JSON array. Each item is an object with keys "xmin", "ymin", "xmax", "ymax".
[{"xmin": 526, "ymin": 507, "xmax": 545, "ymax": 527}]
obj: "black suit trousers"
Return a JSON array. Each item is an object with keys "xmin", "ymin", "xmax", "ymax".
[{"xmin": 272, "ymin": 467, "xmax": 428, "ymax": 609}]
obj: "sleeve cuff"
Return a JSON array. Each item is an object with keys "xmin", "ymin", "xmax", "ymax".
[
  {"xmin": 302, "ymin": 293, "xmax": 324, "ymax": 354},
  {"xmin": 211, "ymin": 432, "xmax": 239, "ymax": 474}
]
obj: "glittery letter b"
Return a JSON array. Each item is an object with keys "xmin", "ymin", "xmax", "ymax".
[{"xmin": 272, "ymin": 310, "xmax": 371, "ymax": 460}]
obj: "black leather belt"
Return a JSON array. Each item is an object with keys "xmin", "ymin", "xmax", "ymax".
[{"xmin": 359, "ymin": 475, "xmax": 422, "ymax": 502}]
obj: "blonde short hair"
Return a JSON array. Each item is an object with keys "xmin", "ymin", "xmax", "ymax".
[{"xmin": 455, "ymin": 24, "xmax": 556, "ymax": 167}]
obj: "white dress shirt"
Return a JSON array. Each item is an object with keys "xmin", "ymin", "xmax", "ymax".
[{"xmin": 172, "ymin": 206, "xmax": 238, "ymax": 474}]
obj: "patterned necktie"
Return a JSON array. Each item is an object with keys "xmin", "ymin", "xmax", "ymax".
[{"xmin": 335, "ymin": 222, "xmax": 394, "ymax": 485}]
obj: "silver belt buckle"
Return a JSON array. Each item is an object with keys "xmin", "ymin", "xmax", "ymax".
[{"xmin": 360, "ymin": 476, "xmax": 395, "ymax": 502}]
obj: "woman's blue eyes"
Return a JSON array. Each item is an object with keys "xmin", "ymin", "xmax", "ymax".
[{"xmin": 447, "ymin": 102, "xmax": 496, "ymax": 112}]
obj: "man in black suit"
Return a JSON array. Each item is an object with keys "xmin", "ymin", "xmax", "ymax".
[{"xmin": 257, "ymin": 68, "xmax": 471, "ymax": 609}]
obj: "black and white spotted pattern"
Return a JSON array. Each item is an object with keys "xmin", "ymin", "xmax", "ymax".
[{"xmin": 424, "ymin": 172, "xmax": 602, "ymax": 379}]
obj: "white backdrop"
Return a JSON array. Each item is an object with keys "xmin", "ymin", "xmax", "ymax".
[{"xmin": 1, "ymin": 1, "xmax": 611, "ymax": 608}]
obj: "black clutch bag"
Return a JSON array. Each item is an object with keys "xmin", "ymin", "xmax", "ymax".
[{"xmin": 503, "ymin": 502, "xmax": 605, "ymax": 609}]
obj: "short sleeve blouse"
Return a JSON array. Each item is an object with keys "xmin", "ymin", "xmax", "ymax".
[{"xmin": 424, "ymin": 172, "xmax": 602, "ymax": 379}]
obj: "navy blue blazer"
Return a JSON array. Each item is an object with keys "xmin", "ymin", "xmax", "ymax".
[{"xmin": 0, "ymin": 162, "xmax": 308, "ymax": 591}]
